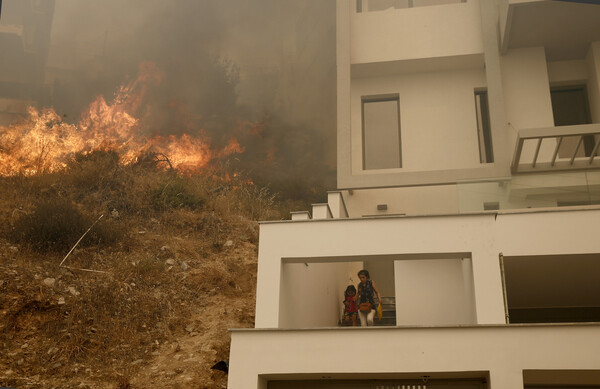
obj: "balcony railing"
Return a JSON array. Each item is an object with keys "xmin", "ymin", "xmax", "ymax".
[
  {"xmin": 356, "ymin": 0, "xmax": 466, "ymax": 13},
  {"xmin": 511, "ymin": 123, "xmax": 600, "ymax": 174}
]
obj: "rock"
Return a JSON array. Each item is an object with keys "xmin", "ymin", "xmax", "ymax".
[
  {"xmin": 190, "ymin": 331, "xmax": 199, "ymax": 337},
  {"xmin": 131, "ymin": 359, "xmax": 144, "ymax": 365},
  {"xmin": 151, "ymin": 351, "xmax": 160, "ymax": 356},
  {"xmin": 47, "ymin": 347, "xmax": 58, "ymax": 355},
  {"xmin": 8, "ymin": 246, "xmax": 18, "ymax": 253},
  {"xmin": 161, "ymin": 245, "xmax": 170, "ymax": 251},
  {"xmin": 185, "ymin": 324, "xmax": 194, "ymax": 333},
  {"xmin": 58, "ymin": 297, "xmax": 66, "ymax": 305},
  {"xmin": 21, "ymin": 343, "xmax": 28, "ymax": 349},
  {"xmin": 138, "ymin": 230, "xmax": 147, "ymax": 235},
  {"xmin": 51, "ymin": 362, "xmax": 62, "ymax": 369},
  {"xmin": 43, "ymin": 278, "xmax": 56, "ymax": 287},
  {"xmin": 173, "ymin": 354, "xmax": 182, "ymax": 361},
  {"xmin": 5, "ymin": 369, "xmax": 13, "ymax": 376},
  {"xmin": 67, "ymin": 286, "xmax": 80, "ymax": 296},
  {"xmin": 180, "ymin": 261, "xmax": 189, "ymax": 271},
  {"xmin": 110, "ymin": 208, "xmax": 120, "ymax": 218},
  {"xmin": 166, "ymin": 258, "xmax": 175, "ymax": 266},
  {"xmin": 224, "ymin": 240, "xmax": 233, "ymax": 247}
]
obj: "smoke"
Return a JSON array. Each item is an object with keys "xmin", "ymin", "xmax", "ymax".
[{"xmin": 45, "ymin": 0, "xmax": 337, "ymax": 193}]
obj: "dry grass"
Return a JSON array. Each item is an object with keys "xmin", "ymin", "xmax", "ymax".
[{"xmin": 0, "ymin": 153, "xmax": 268, "ymax": 388}]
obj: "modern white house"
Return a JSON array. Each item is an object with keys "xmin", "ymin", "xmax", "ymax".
[{"xmin": 228, "ymin": 1, "xmax": 600, "ymax": 388}]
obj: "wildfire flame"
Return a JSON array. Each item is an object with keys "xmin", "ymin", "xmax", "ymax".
[{"xmin": 0, "ymin": 62, "xmax": 246, "ymax": 177}]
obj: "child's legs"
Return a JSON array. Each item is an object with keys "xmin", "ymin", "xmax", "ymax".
[{"xmin": 351, "ymin": 312, "xmax": 357, "ymax": 326}]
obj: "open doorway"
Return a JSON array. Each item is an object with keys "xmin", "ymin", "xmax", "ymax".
[{"xmin": 503, "ymin": 254, "xmax": 600, "ymax": 323}]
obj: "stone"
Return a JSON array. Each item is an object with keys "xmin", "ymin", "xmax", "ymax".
[
  {"xmin": 161, "ymin": 245, "xmax": 170, "ymax": 251},
  {"xmin": 58, "ymin": 297, "xmax": 66, "ymax": 305},
  {"xmin": 131, "ymin": 359, "xmax": 143, "ymax": 365},
  {"xmin": 185, "ymin": 324, "xmax": 194, "ymax": 333},
  {"xmin": 180, "ymin": 261, "xmax": 189, "ymax": 271},
  {"xmin": 110, "ymin": 208, "xmax": 120, "ymax": 218},
  {"xmin": 67, "ymin": 286, "xmax": 80, "ymax": 296},
  {"xmin": 43, "ymin": 278, "xmax": 56, "ymax": 287},
  {"xmin": 224, "ymin": 240, "xmax": 233, "ymax": 247},
  {"xmin": 51, "ymin": 362, "xmax": 62, "ymax": 369},
  {"xmin": 166, "ymin": 259, "xmax": 175, "ymax": 266}
]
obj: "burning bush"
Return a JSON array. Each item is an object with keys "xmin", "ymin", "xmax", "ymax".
[{"xmin": 10, "ymin": 197, "xmax": 121, "ymax": 252}]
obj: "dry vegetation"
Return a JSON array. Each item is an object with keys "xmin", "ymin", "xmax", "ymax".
[{"xmin": 0, "ymin": 151, "xmax": 288, "ymax": 388}]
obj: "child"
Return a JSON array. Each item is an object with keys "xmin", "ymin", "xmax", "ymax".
[{"xmin": 343, "ymin": 285, "xmax": 358, "ymax": 326}]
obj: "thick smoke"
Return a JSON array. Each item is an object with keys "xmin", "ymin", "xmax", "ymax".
[{"xmin": 0, "ymin": 0, "xmax": 336, "ymax": 197}]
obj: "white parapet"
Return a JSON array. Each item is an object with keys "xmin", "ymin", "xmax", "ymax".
[
  {"xmin": 327, "ymin": 191, "xmax": 350, "ymax": 218},
  {"xmin": 311, "ymin": 203, "xmax": 333, "ymax": 220},
  {"xmin": 290, "ymin": 211, "xmax": 311, "ymax": 221}
]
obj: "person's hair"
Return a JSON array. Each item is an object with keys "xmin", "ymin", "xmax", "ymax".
[
  {"xmin": 357, "ymin": 269, "xmax": 370, "ymax": 279},
  {"xmin": 344, "ymin": 285, "xmax": 357, "ymax": 297}
]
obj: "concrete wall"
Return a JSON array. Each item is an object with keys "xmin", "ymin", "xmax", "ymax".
[
  {"xmin": 279, "ymin": 261, "xmax": 363, "ymax": 328},
  {"xmin": 256, "ymin": 208, "xmax": 600, "ymax": 329},
  {"xmin": 228, "ymin": 324, "xmax": 600, "ymax": 389},
  {"xmin": 350, "ymin": 1, "xmax": 482, "ymax": 64},
  {"xmin": 395, "ymin": 258, "xmax": 476, "ymax": 326},
  {"xmin": 587, "ymin": 41, "xmax": 600, "ymax": 124},
  {"xmin": 501, "ymin": 47, "xmax": 555, "ymax": 163},
  {"xmin": 350, "ymin": 68, "xmax": 487, "ymax": 173}
]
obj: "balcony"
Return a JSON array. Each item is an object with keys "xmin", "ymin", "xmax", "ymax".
[
  {"xmin": 501, "ymin": 0, "xmax": 600, "ymax": 60},
  {"xmin": 350, "ymin": 0, "xmax": 482, "ymax": 66},
  {"xmin": 511, "ymin": 123, "xmax": 600, "ymax": 174}
]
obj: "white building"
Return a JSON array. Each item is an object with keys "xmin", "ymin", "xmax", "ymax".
[{"xmin": 228, "ymin": 1, "xmax": 600, "ymax": 388}]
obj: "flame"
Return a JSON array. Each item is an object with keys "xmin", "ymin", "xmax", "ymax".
[{"xmin": 0, "ymin": 62, "xmax": 247, "ymax": 177}]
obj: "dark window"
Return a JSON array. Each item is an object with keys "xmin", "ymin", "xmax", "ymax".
[
  {"xmin": 550, "ymin": 85, "xmax": 595, "ymax": 158},
  {"xmin": 475, "ymin": 90, "xmax": 494, "ymax": 163}
]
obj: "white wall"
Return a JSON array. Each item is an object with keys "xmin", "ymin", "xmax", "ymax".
[
  {"xmin": 279, "ymin": 261, "xmax": 363, "ymax": 329},
  {"xmin": 395, "ymin": 258, "xmax": 476, "ymax": 326},
  {"xmin": 229, "ymin": 324, "xmax": 600, "ymax": 389},
  {"xmin": 501, "ymin": 47, "xmax": 555, "ymax": 163},
  {"xmin": 350, "ymin": 68, "xmax": 487, "ymax": 173},
  {"xmin": 343, "ymin": 186, "xmax": 460, "ymax": 217},
  {"xmin": 351, "ymin": 1, "xmax": 483, "ymax": 64},
  {"xmin": 586, "ymin": 41, "xmax": 600, "ymax": 123}
]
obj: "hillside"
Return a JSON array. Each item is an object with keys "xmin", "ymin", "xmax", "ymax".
[{"xmin": 0, "ymin": 153, "xmax": 281, "ymax": 388}]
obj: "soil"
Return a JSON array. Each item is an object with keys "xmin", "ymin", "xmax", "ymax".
[{"xmin": 0, "ymin": 215, "xmax": 258, "ymax": 389}]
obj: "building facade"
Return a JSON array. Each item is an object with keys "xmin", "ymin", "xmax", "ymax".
[{"xmin": 228, "ymin": 1, "xmax": 600, "ymax": 388}]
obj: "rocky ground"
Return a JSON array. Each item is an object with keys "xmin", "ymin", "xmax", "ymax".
[{"xmin": 0, "ymin": 214, "xmax": 259, "ymax": 388}]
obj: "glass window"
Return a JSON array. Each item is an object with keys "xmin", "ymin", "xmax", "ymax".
[{"xmin": 362, "ymin": 95, "xmax": 402, "ymax": 170}]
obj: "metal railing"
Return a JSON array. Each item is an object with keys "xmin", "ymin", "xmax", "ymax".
[{"xmin": 511, "ymin": 123, "xmax": 600, "ymax": 173}]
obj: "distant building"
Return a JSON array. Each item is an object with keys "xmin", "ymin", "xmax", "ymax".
[
  {"xmin": 0, "ymin": 0, "xmax": 54, "ymax": 125},
  {"xmin": 229, "ymin": 1, "xmax": 600, "ymax": 388}
]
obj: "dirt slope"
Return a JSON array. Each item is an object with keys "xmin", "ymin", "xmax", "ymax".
[{"xmin": 0, "ymin": 213, "xmax": 258, "ymax": 389}]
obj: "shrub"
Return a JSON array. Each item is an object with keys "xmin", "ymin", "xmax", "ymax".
[
  {"xmin": 10, "ymin": 197, "xmax": 120, "ymax": 252},
  {"xmin": 150, "ymin": 177, "xmax": 205, "ymax": 211}
]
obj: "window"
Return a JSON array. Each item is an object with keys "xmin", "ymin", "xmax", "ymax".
[
  {"xmin": 356, "ymin": 0, "xmax": 466, "ymax": 12},
  {"xmin": 362, "ymin": 95, "xmax": 401, "ymax": 170},
  {"xmin": 550, "ymin": 85, "xmax": 594, "ymax": 158},
  {"xmin": 475, "ymin": 90, "xmax": 494, "ymax": 163}
]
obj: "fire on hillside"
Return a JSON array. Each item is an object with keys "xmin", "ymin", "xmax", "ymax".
[{"xmin": 0, "ymin": 62, "xmax": 250, "ymax": 177}]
